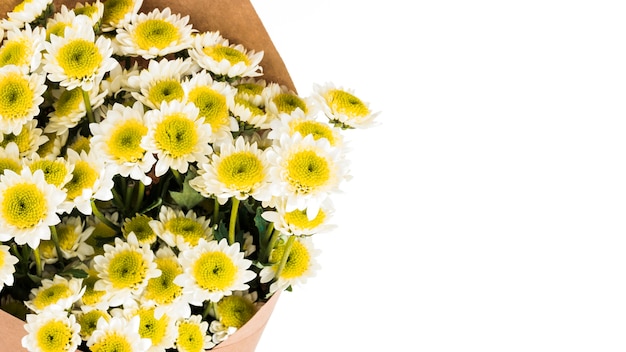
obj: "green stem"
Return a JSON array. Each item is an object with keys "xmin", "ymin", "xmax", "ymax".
[
  {"xmin": 133, "ymin": 181, "xmax": 145, "ymax": 214},
  {"xmin": 273, "ymin": 235, "xmax": 295, "ymax": 281},
  {"xmin": 172, "ymin": 169, "xmax": 184, "ymax": 186},
  {"xmin": 82, "ymin": 88, "xmax": 95, "ymax": 124},
  {"xmin": 91, "ymin": 199, "xmax": 120, "ymax": 232},
  {"xmin": 33, "ymin": 247, "xmax": 42, "ymax": 277},
  {"xmin": 50, "ymin": 226, "xmax": 64, "ymax": 268},
  {"xmin": 228, "ymin": 198, "xmax": 240, "ymax": 245},
  {"xmin": 212, "ymin": 197, "xmax": 220, "ymax": 227}
]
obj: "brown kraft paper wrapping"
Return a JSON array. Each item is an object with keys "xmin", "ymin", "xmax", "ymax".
[{"xmin": 0, "ymin": 0, "xmax": 292, "ymax": 350}]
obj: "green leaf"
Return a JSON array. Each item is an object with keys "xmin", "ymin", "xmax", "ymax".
[
  {"xmin": 61, "ymin": 268, "xmax": 88, "ymax": 279},
  {"xmin": 170, "ymin": 171, "xmax": 204, "ymax": 210}
]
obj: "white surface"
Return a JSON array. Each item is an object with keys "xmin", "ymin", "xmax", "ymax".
[{"xmin": 250, "ymin": 1, "xmax": 626, "ymax": 351}]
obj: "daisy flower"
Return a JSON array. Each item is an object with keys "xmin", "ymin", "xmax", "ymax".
[
  {"xmin": 264, "ymin": 82, "xmax": 312, "ymax": 118},
  {"xmin": 99, "ymin": 60, "xmax": 140, "ymax": 100},
  {"xmin": 266, "ymin": 133, "xmax": 349, "ymax": 220},
  {"xmin": 126, "ymin": 305, "xmax": 177, "ymax": 351},
  {"xmin": 24, "ymin": 275, "xmax": 85, "ymax": 313},
  {"xmin": 75, "ymin": 308, "xmax": 110, "ymax": 340},
  {"xmin": 2, "ymin": 0, "xmax": 53, "ymax": 30},
  {"xmin": 140, "ymin": 246, "xmax": 191, "ymax": 321},
  {"xmin": 36, "ymin": 132, "xmax": 68, "ymax": 159},
  {"xmin": 231, "ymin": 79, "xmax": 271, "ymax": 129},
  {"xmin": 86, "ymin": 315, "xmax": 151, "ymax": 352},
  {"xmin": 100, "ymin": 0, "xmax": 143, "ymax": 32},
  {"xmin": 209, "ymin": 291, "xmax": 259, "ymax": 343},
  {"xmin": 0, "ymin": 142, "xmax": 22, "ymax": 176},
  {"xmin": 45, "ymin": 5, "xmax": 88, "ymax": 40},
  {"xmin": 189, "ymin": 31, "xmax": 263, "ymax": 79},
  {"xmin": 262, "ymin": 197, "xmax": 336, "ymax": 237},
  {"xmin": 92, "ymin": 233, "xmax": 161, "ymax": 307},
  {"xmin": 116, "ymin": 7, "xmax": 195, "ymax": 59},
  {"xmin": 0, "ymin": 23, "xmax": 46, "ymax": 72},
  {"xmin": 0, "ymin": 167, "xmax": 65, "ymax": 249},
  {"xmin": 174, "ymin": 315, "xmax": 215, "ymax": 352},
  {"xmin": 128, "ymin": 57, "xmax": 196, "ymax": 110},
  {"xmin": 72, "ymin": 0, "xmax": 105, "ymax": 28},
  {"xmin": 174, "ymin": 238, "xmax": 256, "ymax": 304},
  {"xmin": 43, "ymin": 20, "xmax": 117, "ymax": 91},
  {"xmin": 311, "ymin": 82, "xmax": 380, "ymax": 129},
  {"xmin": 0, "ymin": 244, "xmax": 18, "ymax": 288},
  {"xmin": 190, "ymin": 136, "xmax": 272, "ymax": 205},
  {"xmin": 122, "ymin": 213, "xmax": 158, "ymax": 246},
  {"xmin": 183, "ymin": 70, "xmax": 237, "ymax": 144},
  {"xmin": 0, "ymin": 64, "xmax": 46, "ymax": 135},
  {"xmin": 51, "ymin": 215, "xmax": 95, "ymax": 261},
  {"xmin": 89, "ymin": 102, "xmax": 156, "ymax": 185},
  {"xmin": 1, "ymin": 119, "xmax": 48, "ymax": 158},
  {"xmin": 61, "ymin": 148, "xmax": 115, "ymax": 215},
  {"xmin": 260, "ymin": 236, "xmax": 320, "ymax": 294},
  {"xmin": 76, "ymin": 266, "xmax": 109, "ymax": 312},
  {"xmin": 268, "ymin": 109, "xmax": 344, "ymax": 148},
  {"xmin": 25, "ymin": 153, "xmax": 74, "ymax": 190},
  {"xmin": 140, "ymin": 100, "xmax": 213, "ymax": 177},
  {"xmin": 149, "ymin": 206, "xmax": 214, "ymax": 250},
  {"xmin": 44, "ymin": 84, "xmax": 107, "ymax": 135},
  {"xmin": 22, "ymin": 308, "xmax": 82, "ymax": 352}
]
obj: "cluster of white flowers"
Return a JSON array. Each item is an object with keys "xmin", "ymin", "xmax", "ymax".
[{"xmin": 0, "ymin": 0, "xmax": 378, "ymax": 351}]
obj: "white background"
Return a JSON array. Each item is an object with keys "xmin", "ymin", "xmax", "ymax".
[{"xmin": 250, "ymin": 1, "xmax": 626, "ymax": 351}]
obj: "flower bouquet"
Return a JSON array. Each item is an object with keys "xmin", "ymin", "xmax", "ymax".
[{"xmin": 0, "ymin": 0, "xmax": 378, "ymax": 351}]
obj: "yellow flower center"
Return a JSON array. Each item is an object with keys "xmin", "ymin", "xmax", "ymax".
[
  {"xmin": 216, "ymin": 151, "xmax": 264, "ymax": 191},
  {"xmin": 65, "ymin": 160, "xmax": 98, "ymax": 199},
  {"xmin": 234, "ymin": 97, "xmax": 264, "ymax": 116},
  {"xmin": 39, "ymin": 240, "xmax": 56, "ymax": 260},
  {"xmin": 148, "ymin": 79, "xmax": 184, "ymax": 106},
  {"xmin": 272, "ymin": 93, "xmax": 307, "ymax": 115},
  {"xmin": 285, "ymin": 150, "xmax": 330, "ymax": 194},
  {"xmin": 134, "ymin": 19, "xmax": 180, "ymax": 50},
  {"xmin": 188, "ymin": 86, "xmax": 228, "ymax": 130},
  {"xmin": 55, "ymin": 223, "xmax": 80, "ymax": 251},
  {"xmin": 137, "ymin": 307, "xmax": 168, "ymax": 345},
  {"xmin": 54, "ymin": 88, "xmax": 82, "ymax": 117},
  {"xmin": 102, "ymin": 0, "xmax": 132, "ymax": 26},
  {"xmin": 176, "ymin": 321, "xmax": 204, "ymax": 352},
  {"xmin": 90, "ymin": 332, "xmax": 132, "ymax": 352},
  {"xmin": 193, "ymin": 251, "xmax": 236, "ymax": 291},
  {"xmin": 144, "ymin": 256, "xmax": 183, "ymax": 304},
  {"xmin": 47, "ymin": 22, "xmax": 69, "ymax": 40},
  {"xmin": 0, "ymin": 39, "xmax": 31, "ymax": 68},
  {"xmin": 0, "ymin": 158, "xmax": 21, "ymax": 175},
  {"xmin": 0, "ymin": 72, "xmax": 34, "ymax": 120},
  {"xmin": 154, "ymin": 113, "xmax": 197, "ymax": 158},
  {"xmin": 77, "ymin": 310, "xmax": 109, "ymax": 339},
  {"xmin": 203, "ymin": 45, "xmax": 250, "ymax": 66},
  {"xmin": 1, "ymin": 183, "xmax": 47, "ymax": 229},
  {"xmin": 164, "ymin": 217, "xmax": 206, "ymax": 246},
  {"xmin": 74, "ymin": 4, "xmax": 99, "ymax": 18},
  {"xmin": 284, "ymin": 208, "xmax": 326, "ymax": 230},
  {"xmin": 35, "ymin": 319, "xmax": 73, "ymax": 352},
  {"xmin": 107, "ymin": 119, "xmax": 148, "ymax": 162},
  {"xmin": 56, "ymin": 39, "xmax": 103, "ymax": 79},
  {"xmin": 325, "ymin": 89, "xmax": 369, "ymax": 118},
  {"xmin": 274, "ymin": 240, "xmax": 309, "ymax": 279},
  {"xmin": 235, "ymin": 83, "xmax": 263, "ymax": 96},
  {"xmin": 31, "ymin": 283, "xmax": 72, "ymax": 310},
  {"xmin": 1, "ymin": 128, "xmax": 30, "ymax": 153},
  {"xmin": 122, "ymin": 214, "xmax": 156, "ymax": 244},
  {"xmin": 107, "ymin": 249, "xmax": 147, "ymax": 289},
  {"xmin": 12, "ymin": 0, "xmax": 33, "ymax": 13},
  {"xmin": 29, "ymin": 159, "xmax": 68, "ymax": 187},
  {"xmin": 68, "ymin": 136, "xmax": 91, "ymax": 154},
  {"xmin": 290, "ymin": 120, "xmax": 335, "ymax": 145},
  {"xmin": 81, "ymin": 271, "xmax": 106, "ymax": 306},
  {"xmin": 216, "ymin": 295, "xmax": 256, "ymax": 328}
]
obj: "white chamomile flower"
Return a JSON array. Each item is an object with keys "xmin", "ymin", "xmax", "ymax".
[
  {"xmin": 90, "ymin": 101, "xmax": 156, "ymax": 185},
  {"xmin": 189, "ymin": 31, "xmax": 263, "ymax": 79},
  {"xmin": 50, "ymin": 215, "xmax": 95, "ymax": 260},
  {"xmin": 128, "ymin": 57, "xmax": 195, "ymax": 110},
  {"xmin": 93, "ymin": 233, "xmax": 161, "ymax": 307},
  {"xmin": 174, "ymin": 238, "xmax": 256, "ymax": 304},
  {"xmin": 101, "ymin": 0, "xmax": 143, "ymax": 32},
  {"xmin": 72, "ymin": 0, "xmax": 105, "ymax": 28},
  {"xmin": 0, "ymin": 245, "xmax": 18, "ymax": 287},
  {"xmin": 149, "ymin": 205, "xmax": 213, "ymax": 250},
  {"xmin": 126, "ymin": 305, "xmax": 177, "ymax": 351},
  {"xmin": 262, "ymin": 197, "xmax": 336, "ymax": 236},
  {"xmin": 190, "ymin": 136, "xmax": 272, "ymax": 204},
  {"xmin": 260, "ymin": 236, "xmax": 320, "ymax": 294},
  {"xmin": 25, "ymin": 149, "xmax": 74, "ymax": 190},
  {"xmin": 0, "ymin": 142, "xmax": 22, "ymax": 175},
  {"xmin": 2, "ymin": 0, "xmax": 53, "ymax": 30},
  {"xmin": 122, "ymin": 213, "xmax": 158, "ymax": 247},
  {"xmin": 209, "ymin": 291, "xmax": 259, "ymax": 343},
  {"xmin": 0, "ymin": 167, "xmax": 65, "ymax": 249},
  {"xmin": 311, "ymin": 82, "xmax": 380, "ymax": 129},
  {"xmin": 76, "ymin": 265, "xmax": 109, "ymax": 311},
  {"xmin": 99, "ymin": 60, "xmax": 140, "ymax": 100},
  {"xmin": 268, "ymin": 109, "xmax": 344, "ymax": 148},
  {"xmin": 43, "ymin": 20, "xmax": 117, "ymax": 91},
  {"xmin": 0, "ymin": 23, "xmax": 46, "ymax": 72},
  {"xmin": 86, "ymin": 315, "xmax": 151, "ymax": 352},
  {"xmin": 116, "ymin": 7, "xmax": 195, "ymax": 59},
  {"xmin": 0, "ymin": 64, "xmax": 46, "ymax": 135},
  {"xmin": 45, "ymin": 84, "xmax": 107, "ymax": 135},
  {"xmin": 174, "ymin": 315, "xmax": 215, "ymax": 352},
  {"xmin": 22, "ymin": 308, "xmax": 81, "ymax": 352},
  {"xmin": 1, "ymin": 119, "xmax": 48, "ymax": 158},
  {"xmin": 75, "ymin": 308, "xmax": 110, "ymax": 340},
  {"xmin": 183, "ymin": 70, "xmax": 237, "ymax": 144},
  {"xmin": 140, "ymin": 246, "xmax": 192, "ymax": 320},
  {"xmin": 264, "ymin": 82, "xmax": 313, "ymax": 118},
  {"xmin": 45, "ymin": 5, "xmax": 86, "ymax": 39},
  {"xmin": 140, "ymin": 100, "xmax": 213, "ymax": 177},
  {"xmin": 231, "ymin": 79, "xmax": 271, "ymax": 129},
  {"xmin": 36, "ymin": 131, "xmax": 68, "ymax": 159},
  {"xmin": 25, "ymin": 275, "xmax": 85, "ymax": 313},
  {"xmin": 61, "ymin": 148, "xmax": 115, "ymax": 215},
  {"xmin": 266, "ymin": 133, "xmax": 349, "ymax": 219}
]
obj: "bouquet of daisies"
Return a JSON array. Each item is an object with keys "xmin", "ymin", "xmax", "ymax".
[{"xmin": 0, "ymin": 0, "xmax": 378, "ymax": 351}]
